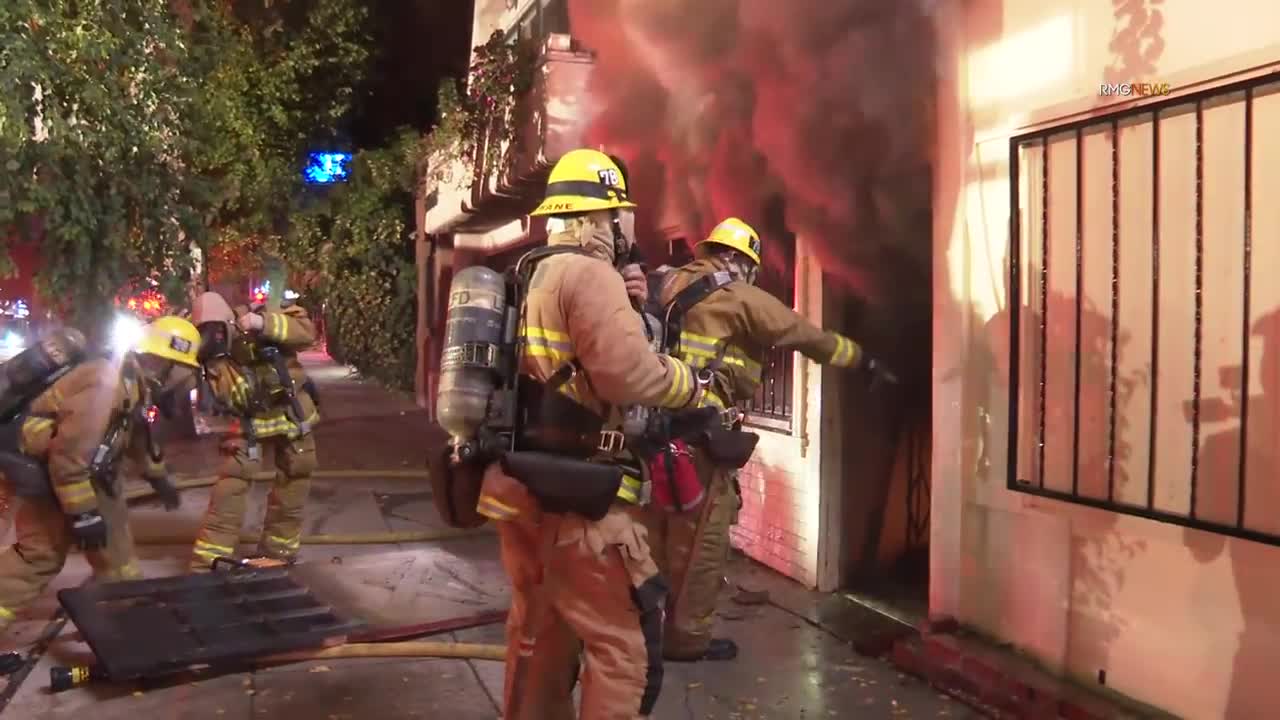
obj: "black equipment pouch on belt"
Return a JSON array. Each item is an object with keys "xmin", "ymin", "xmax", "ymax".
[
  {"xmin": 0, "ymin": 415, "xmax": 53, "ymax": 498},
  {"xmin": 0, "ymin": 450, "xmax": 52, "ymax": 498},
  {"xmin": 427, "ymin": 444, "xmax": 488, "ymax": 529},
  {"xmin": 701, "ymin": 426, "xmax": 760, "ymax": 469},
  {"xmin": 500, "ymin": 451, "xmax": 623, "ymax": 522}
]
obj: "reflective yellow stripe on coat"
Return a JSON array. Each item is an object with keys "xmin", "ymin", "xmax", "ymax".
[{"xmin": 677, "ymin": 331, "xmax": 762, "ymax": 381}]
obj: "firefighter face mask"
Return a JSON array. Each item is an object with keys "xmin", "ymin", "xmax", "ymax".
[{"xmin": 196, "ymin": 321, "xmax": 232, "ymax": 363}]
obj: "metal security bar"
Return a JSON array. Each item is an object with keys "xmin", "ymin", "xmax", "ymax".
[{"xmin": 1007, "ymin": 71, "xmax": 1280, "ymax": 545}]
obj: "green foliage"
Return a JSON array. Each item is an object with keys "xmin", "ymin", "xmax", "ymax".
[
  {"xmin": 285, "ymin": 129, "xmax": 425, "ymax": 390},
  {"xmin": 427, "ymin": 31, "xmax": 536, "ymax": 182},
  {"xmin": 0, "ymin": 0, "xmax": 370, "ymax": 322}
]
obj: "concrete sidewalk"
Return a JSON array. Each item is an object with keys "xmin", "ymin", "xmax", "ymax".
[{"xmin": 0, "ymin": 353, "xmax": 978, "ymax": 719}]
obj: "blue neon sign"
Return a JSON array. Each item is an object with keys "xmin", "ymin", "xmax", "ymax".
[{"xmin": 303, "ymin": 152, "xmax": 353, "ymax": 184}]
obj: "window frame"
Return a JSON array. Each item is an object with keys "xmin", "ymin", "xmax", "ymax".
[{"xmin": 1006, "ymin": 71, "xmax": 1280, "ymax": 545}]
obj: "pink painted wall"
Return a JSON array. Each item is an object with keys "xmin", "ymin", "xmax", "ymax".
[{"xmin": 933, "ymin": 0, "xmax": 1280, "ymax": 717}]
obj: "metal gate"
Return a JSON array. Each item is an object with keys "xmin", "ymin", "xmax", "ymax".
[{"xmin": 59, "ymin": 566, "xmax": 364, "ymax": 681}]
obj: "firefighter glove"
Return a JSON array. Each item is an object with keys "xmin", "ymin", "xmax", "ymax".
[
  {"xmin": 238, "ymin": 312, "xmax": 265, "ymax": 333},
  {"xmin": 862, "ymin": 356, "xmax": 899, "ymax": 387},
  {"xmin": 70, "ymin": 511, "xmax": 108, "ymax": 550},
  {"xmin": 621, "ymin": 263, "xmax": 649, "ymax": 305},
  {"xmin": 146, "ymin": 473, "xmax": 182, "ymax": 510}
]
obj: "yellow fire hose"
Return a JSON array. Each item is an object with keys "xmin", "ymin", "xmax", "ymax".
[
  {"xmin": 260, "ymin": 641, "xmax": 507, "ymax": 664},
  {"xmin": 125, "ymin": 469, "xmax": 495, "ymax": 545}
]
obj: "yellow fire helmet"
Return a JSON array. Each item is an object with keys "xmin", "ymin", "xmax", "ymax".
[
  {"xmin": 530, "ymin": 148, "xmax": 638, "ymax": 216},
  {"xmin": 137, "ymin": 315, "xmax": 201, "ymax": 367},
  {"xmin": 695, "ymin": 217, "xmax": 762, "ymax": 266}
]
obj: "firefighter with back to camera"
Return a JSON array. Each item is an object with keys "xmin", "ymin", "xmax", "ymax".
[
  {"xmin": 187, "ymin": 290, "xmax": 319, "ymax": 571},
  {"xmin": 0, "ymin": 316, "xmax": 200, "ymax": 630},
  {"xmin": 432, "ymin": 148, "xmax": 704, "ymax": 719},
  {"xmin": 631, "ymin": 217, "xmax": 898, "ymax": 663}
]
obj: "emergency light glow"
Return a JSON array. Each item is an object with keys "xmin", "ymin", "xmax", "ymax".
[
  {"xmin": 302, "ymin": 152, "xmax": 352, "ymax": 184},
  {"xmin": 111, "ymin": 314, "xmax": 145, "ymax": 354},
  {"xmin": 146, "ymin": 405, "xmax": 159, "ymax": 424},
  {"xmin": 2, "ymin": 332, "xmax": 22, "ymax": 349}
]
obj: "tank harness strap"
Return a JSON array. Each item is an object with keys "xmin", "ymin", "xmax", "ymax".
[
  {"xmin": 660, "ymin": 270, "xmax": 735, "ymax": 354},
  {"xmin": 88, "ymin": 362, "xmax": 139, "ymax": 498}
]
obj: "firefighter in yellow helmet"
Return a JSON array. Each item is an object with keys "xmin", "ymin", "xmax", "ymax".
[
  {"xmin": 0, "ymin": 316, "xmax": 199, "ymax": 630},
  {"xmin": 476, "ymin": 148, "xmax": 701, "ymax": 719},
  {"xmin": 636, "ymin": 217, "xmax": 896, "ymax": 662},
  {"xmin": 186, "ymin": 290, "xmax": 319, "ymax": 571}
]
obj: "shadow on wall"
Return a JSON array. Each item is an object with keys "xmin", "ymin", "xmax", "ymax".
[
  {"xmin": 1104, "ymin": 0, "xmax": 1166, "ymax": 85},
  {"xmin": 1185, "ymin": 308, "xmax": 1280, "ymax": 720}
]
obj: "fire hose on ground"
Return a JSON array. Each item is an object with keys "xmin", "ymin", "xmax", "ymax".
[
  {"xmin": 123, "ymin": 469, "xmax": 496, "ymax": 545},
  {"xmin": 26, "ymin": 467, "xmax": 510, "ymax": 695}
]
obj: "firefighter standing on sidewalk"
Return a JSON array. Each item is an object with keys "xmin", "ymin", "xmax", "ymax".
[
  {"xmin": 0, "ymin": 317, "xmax": 199, "ymax": 630},
  {"xmin": 187, "ymin": 291, "xmax": 319, "ymax": 571},
  {"xmin": 473, "ymin": 149, "xmax": 701, "ymax": 719},
  {"xmin": 635, "ymin": 217, "xmax": 896, "ymax": 662}
]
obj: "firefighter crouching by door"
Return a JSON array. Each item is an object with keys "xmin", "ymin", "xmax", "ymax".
[
  {"xmin": 187, "ymin": 291, "xmax": 319, "ymax": 571},
  {"xmin": 432, "ymin": 149, "xmax": 701, "ymax": 719},
  {"xmin": 0, "ymin": 317, "xmax": 199, "ymax": 630},
  {"xmin": 634, "ymin": 217, "xmax": 897, "ymax": 663}
]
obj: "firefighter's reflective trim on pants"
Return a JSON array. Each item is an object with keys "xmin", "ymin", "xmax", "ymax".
[
  {"xmin": 265, "ymin": 533, "xmax": 301, "ymax": 555},
  {"xmin": 521, "ymin": 327, "xmax": 573, "ymax": 364},
  {"xmin": 518, "ymin": 635, "xmax": 536, "ymax": 657},
  {"xmin": 54, "ymin": 481, "xmax": 95, "ymax": 510},
  {"xmin": 661, "ymin": 358, "xmax": 694, "ymax": 407},
  {"xmin": 113, "ymin": 560, "xmax": 143, "ymax": 581},
  {"xmin": 248, "ymin": 409, "xmax": 320, "ymax": 439},
  {"xmin": 0, "ymin": 605, "xmax": 15, "ymax": 623},
  {"xmin": 477, "ymin": 494, "xmax": 519, "ymax": 521},
  {"xmin": 828, "ymin": 333, "xmax": 861, "ymax": 368},
  {"xmin": 19, "ymin": 416, "xmax": 55, "ymax": 454},
  {"xmin": 193, "ymin": 538, "xmax": 236, "ymax": 564},
  {"xmin": 678, "ymin": 331, "xmax": 762, "ymax": 379},
  {"xmin": 616, "ymin": 472, "xmax": 644, "ymax": 504}
]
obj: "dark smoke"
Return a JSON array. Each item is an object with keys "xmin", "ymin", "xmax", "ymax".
[{"xmin": 568, "ymin": 0, "xmax": 937, "ymax": 395}]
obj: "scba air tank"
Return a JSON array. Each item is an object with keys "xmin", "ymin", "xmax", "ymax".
[
  {"xmin": 0, "ymin": 327, "xmax": 88, "ymax": 423},
  {"xmin": 436, "ymin": 266, "xmax": 508, "ymax": 444}
]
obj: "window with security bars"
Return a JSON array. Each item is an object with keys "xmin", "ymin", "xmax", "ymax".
[
  {"xmin": 741, "ymin": 232, "xmax": 797, "ymax": 431},
  {"xmin": 1007, "ymin": 73, "xmax": 1280, "ymax": 545}
]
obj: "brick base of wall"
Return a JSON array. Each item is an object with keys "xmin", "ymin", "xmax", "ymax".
[{"xmin": 730, "ymin": 437, "xmax": 817, "ymax": 587}]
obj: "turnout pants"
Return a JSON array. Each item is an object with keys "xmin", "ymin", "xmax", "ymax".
[
  {"xmin": 0, "ymin": 480, "xmax": 140, "ymax": 628},
  {"xmin": 488, "ymin": 465, "xmax": 666, "ymax": 720},
  {"xmin": 189, "ymin": 434, "xmax": 316, "ymax": 571},
  {"xmin": 636, "ymin": 446, "xmax": 739, "ymax": 660}
]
